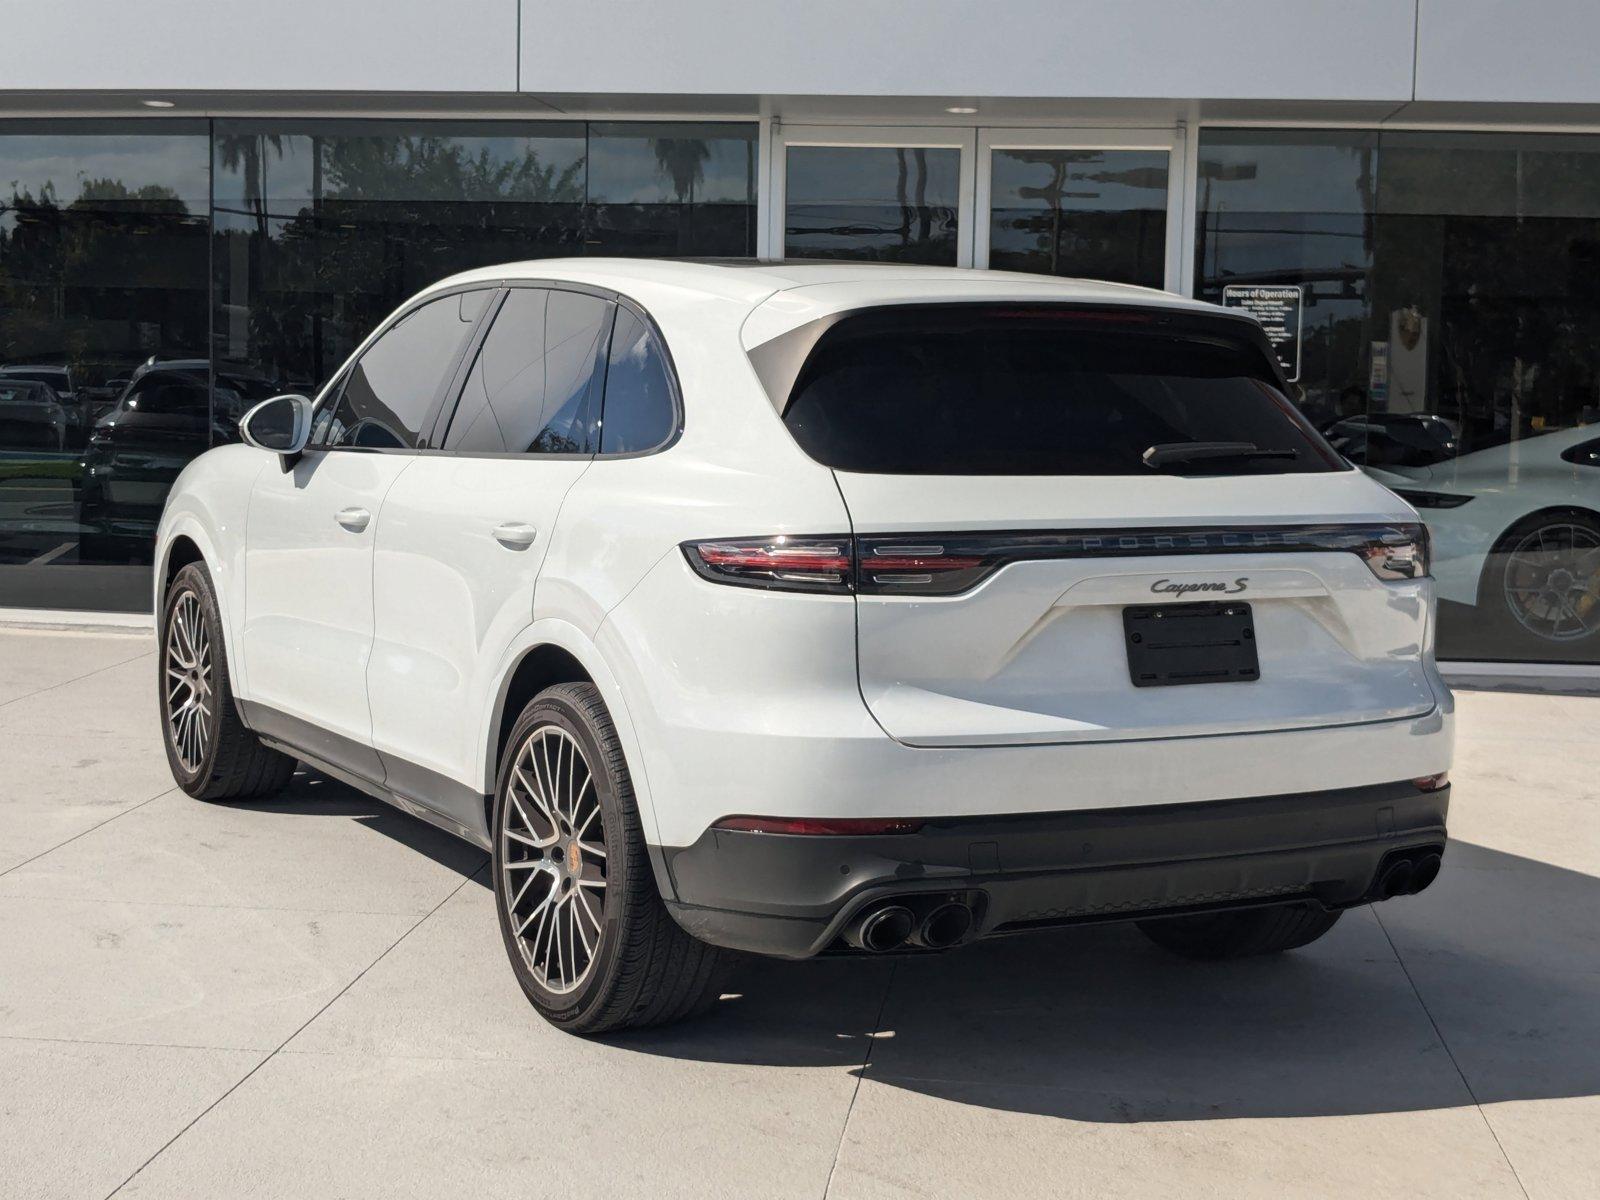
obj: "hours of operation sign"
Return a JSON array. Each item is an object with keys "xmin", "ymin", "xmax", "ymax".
[{"xmin": 1222, "ymin": 285, "xmax": 1303, "ymax": 383}]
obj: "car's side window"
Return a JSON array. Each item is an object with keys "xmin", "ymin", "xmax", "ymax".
[
  {"xmin": 314, "ymin": 290, "xmax": 489, "ymax": 450},
  {"xmin": 443, "ymin": 287, "xmax": 610, "ymax": 456},
  {"xmin": 599, "ymin": 308, "xmax": 677, "ymax": 455}
]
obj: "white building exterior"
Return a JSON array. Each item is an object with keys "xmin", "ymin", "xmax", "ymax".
[{"xmin": 3, "ymin": 1, "xmax": 1600, "ymax": 674}]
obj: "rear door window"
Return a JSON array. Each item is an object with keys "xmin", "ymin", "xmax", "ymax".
[
  {"xmin": 443, "ymin": 287, "xmax": 608, "ymax": 456},
  {"xmin": 777, "ymin": 305, "xmax": 1344, "ymax": 476}
]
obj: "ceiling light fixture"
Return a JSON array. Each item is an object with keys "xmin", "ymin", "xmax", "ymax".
[
  {"xmin": 140, "ymin": 99, "xmax": 176, "ymax": 109},
  {"xmin": 945, "ymin": 105, "xmax": 978, "ymax": 115}
]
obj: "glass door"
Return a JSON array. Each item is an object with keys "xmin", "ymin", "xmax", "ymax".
[
  {"xmin": 770, "ymin": 125, "xmax": 978, "ymax": 265},
  {"xmin": 975, "ymin": 128, "xmax": 1187, "ymax": 289}
]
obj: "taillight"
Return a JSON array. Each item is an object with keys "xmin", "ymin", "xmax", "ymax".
[
  {"xmin": 1360, "ymin": 524, "xmax": 1430, "ymax": 581},
  {"xmin": 683, "ymin": 536, "xmax": 852, "ymax": 593},
  {"xmin": 855, "ymin": 541, "xmax": 986, "ymax": 594},
  {"xmin": 683, "ymin": 522, "xmax": 1433, "ymax": 595},
  {"xmin": 1412, "ymin": 772, "xmax": 1449, "ymax": 792}
]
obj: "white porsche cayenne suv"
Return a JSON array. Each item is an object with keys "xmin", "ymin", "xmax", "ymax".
[{"xmin": 154, "ymin": 260, "xmax": 1454, "ymax": 1034}]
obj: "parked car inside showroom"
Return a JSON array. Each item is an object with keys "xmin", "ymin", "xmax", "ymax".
[
  {"xmin": 152, "ymin": 260, "xmax": 1454, "ymax": 1033},
  {"xmin": 1347, "ymin": 424, "xmax": 1600, "ymax": 649}
]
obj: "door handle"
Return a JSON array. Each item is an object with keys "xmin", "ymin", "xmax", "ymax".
[
  {"xmin": 335, "ymin": 507, "xmax": 371, "ymax": 532},
  {"xmin": 492, "ymin": 521, "xmax": 538, "ymax": 550}
]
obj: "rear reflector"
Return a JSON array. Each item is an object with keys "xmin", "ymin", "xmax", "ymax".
[
  {"xmin": 713, "ymin": 815, "xmax": 926, "ymax": 835},
  {"xmin": 1411, "ymin": 772, "xmax": 1450, "ymax": 792}
]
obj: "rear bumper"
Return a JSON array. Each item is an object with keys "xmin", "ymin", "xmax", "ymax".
[{"xmin": 661, "ymin": 780, "xmax": 1449, "ymax": 958}]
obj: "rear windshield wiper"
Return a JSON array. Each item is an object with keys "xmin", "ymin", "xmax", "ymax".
[{"xmin": 1142, "ymin": 441, "xmax": 1301, "ymax": 469}]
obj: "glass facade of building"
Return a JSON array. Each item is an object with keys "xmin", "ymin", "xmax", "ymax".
[
  {"xmin": 1197, "ymin": 130, "xmax": 1600, "ymax": 664},
  {"xmin": 0, "ymin": 119, "xmax": 757, "ymax": 609},
  {"xmin": 3, "ymin": 115, "xmax": 1597, "ymax": 666}
]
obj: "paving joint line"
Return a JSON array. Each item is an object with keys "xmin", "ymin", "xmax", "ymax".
[
  {"xmin": 0, "ymin": 788, "xmax": 174, "ymax": 880},
  {"xmin": 103, "ymin": 862, "xmax": 486, "ymax": 1198},
  {"xmin": 1372, "ymin": 907, "xmax": 1531, "ymax": 1200},
  {"xmin": 0, "ymin": 891, "xmax": 456, "ymax": 917},
  {"xmin": 0, "ymin": 645, "xmax": 155, "ymax": 712},
  {"xmin": 822, "ymin": 960, "xmax": 898, "ymax": 1200},
  {"xmin": 0, "ymin": 1033, "xmax": 261, "ymax": 1055}
]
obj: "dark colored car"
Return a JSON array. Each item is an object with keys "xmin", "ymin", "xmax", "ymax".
[{"xmin": 78, "ymin": 364, "xmax": 280, "ymax": 563}]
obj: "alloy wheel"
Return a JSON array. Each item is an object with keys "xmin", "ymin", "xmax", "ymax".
[
  {"xmin": 1502, "ymin": 522, "xmax": 1600, "ymax": 641},
  {"xmin": 500, "ymin": 725, "xmax": 609, "ymax": 994},
  {"xmin": 165, "ymin": 590, "xmax": 214, "ymax": 772}
]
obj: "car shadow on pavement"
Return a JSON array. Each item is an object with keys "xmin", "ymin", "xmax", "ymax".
[
  {"xmin": 221, "ymin": 767, "xmax": 490, "ymax": 883},
  {"xmin": 275, "ymin": 766, "xmax": 1598, "ymax": 1123},
  {"xmin": 605, "ymin": 839, "xmax": 1600, "ymax": 1123}
]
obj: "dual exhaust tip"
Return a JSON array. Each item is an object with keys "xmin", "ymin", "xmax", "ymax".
[
  {"xmin": 1373, "ymin": 848, "xmax": 1444, "ymax": 901},
  {"xmin": 844, "ymin": 900, "xmax": 975, "ymax": 953}
]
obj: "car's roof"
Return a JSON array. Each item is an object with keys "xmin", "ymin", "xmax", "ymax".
[{"xmin": 422, "ymin": 257, "xmax": 1220, "ymax": 316}]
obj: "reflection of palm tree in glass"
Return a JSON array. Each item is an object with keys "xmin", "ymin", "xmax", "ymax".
[
  {"xmin": 215, "ymin": 133, "xmax": 284, "ymax": 252},
  {"xmin": 652, "ymin": 139, "xmax": 710, "ymax": 205},
  {"xmin": 652, "ymin": 139, "xmax": 710, "ymax": 252}
]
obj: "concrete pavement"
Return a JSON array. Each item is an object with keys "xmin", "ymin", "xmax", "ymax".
[{"xmin": 2, "ymin": 625, "xmax": 1597, "ymax": 1198}]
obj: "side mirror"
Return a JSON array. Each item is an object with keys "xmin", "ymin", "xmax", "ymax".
[{"xmin": 240, "ymin": 394, "xmax": 313, "ymax": 469}]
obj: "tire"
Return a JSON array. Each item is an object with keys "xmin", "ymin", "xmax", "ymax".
[
  {"xmin": 491, "ymin": 682, "xmax": 731, "ymax": 1034},
  {"xmin": 1474, "ymin": 509, "xmax": 1600, "ymax": 648},
  {"xmin": 160, "ymin": 561, "xmax": 296, "ymax": 801},
  {"xmin": 1136, "ymin": 903, "xmax": 1342, "ymax": 961}
]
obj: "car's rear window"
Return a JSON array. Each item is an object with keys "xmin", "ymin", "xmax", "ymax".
[{"xmin": 777, "ymin": 305, "xmax": 1344, "ymax": 476}]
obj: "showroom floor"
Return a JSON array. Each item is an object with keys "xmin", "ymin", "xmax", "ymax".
[{"xmin": 1, "ymin": 625, "xmax": 1597, "ymax": 1200}]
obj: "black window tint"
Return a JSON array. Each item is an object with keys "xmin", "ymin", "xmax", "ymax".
[
  {"xmin": 444, "ymin": 288, "xmax": 606, "ymax": 455},
  {"xmin": 445, "ymin": 289, "xmax": 546, "ymax": 453},
  {"xmin": 537, "ymin": 290, "xmax": 611, "ymax": 452},
  {"xmin": 318, "ymin": 291, "xmax": 485, "ymax": 449},
  {"xmin": 780, "ymin": 306, "xmax": 1342, "ymax": 476},
  {"xmin": 600, "ymin": 309, "xmax": 676, "ymax": 454}
]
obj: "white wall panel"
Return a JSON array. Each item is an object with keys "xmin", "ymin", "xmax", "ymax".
[
  {"xmin": 0, "ymin": 0, "xmax": 517, "ymax": 93},
  {"xmin": 519, "ymin": 0, "xmax": 1417, "ymax": 102},
  {"xmin": 1416, "ymin": 0, "xmax": 1600, "ymax": 104}
]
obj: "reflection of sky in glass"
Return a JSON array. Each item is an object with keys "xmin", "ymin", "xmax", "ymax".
[
  {"xmin": 0, "ymin": 132, "xmax": 210, "ymax": 209},
  {"xmin": 991, "ymin": 149, "xmax": 1168, "ymax": 212},
  {"xmin": 1199, "ymin": 131, "xmax": 1376, "ymax": 216},
  {"xmin": 786, "ymin": 146, "xmax": 960, "ymax": 206}
]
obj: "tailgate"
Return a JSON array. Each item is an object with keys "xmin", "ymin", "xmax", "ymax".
[{"xmin": 840, "ymin": 473, "xmax": 1440, "ymax": 747}]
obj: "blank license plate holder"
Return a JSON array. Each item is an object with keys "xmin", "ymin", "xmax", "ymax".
[{"xmin": 1123, "ymin": 601, "xmax": 1259, "ymax": 688}]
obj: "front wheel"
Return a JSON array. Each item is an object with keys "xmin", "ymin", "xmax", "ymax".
[
  {"xmin": 492, "ymin": 682, "xmax": 730, "ymax": 1034},
  {"xmin": 1136, "ymin": 903, "xmax": 1341, "ymax": 961},
  {"xmin": 160, "ymin": 561, "xmax": 296, "ymax": 801}
]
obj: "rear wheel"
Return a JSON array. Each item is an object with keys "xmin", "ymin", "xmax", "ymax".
[
  {"xmin": 1136, "ymin": 903, "xmax": 1341, "ymax": 961},
  {"xmin": 160, "ymin": 562, "xmax": 296, "ymax": 801},
  {"xmin": 492, "ymin": 682, "xmax": 730, "ymax": 1034}
]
